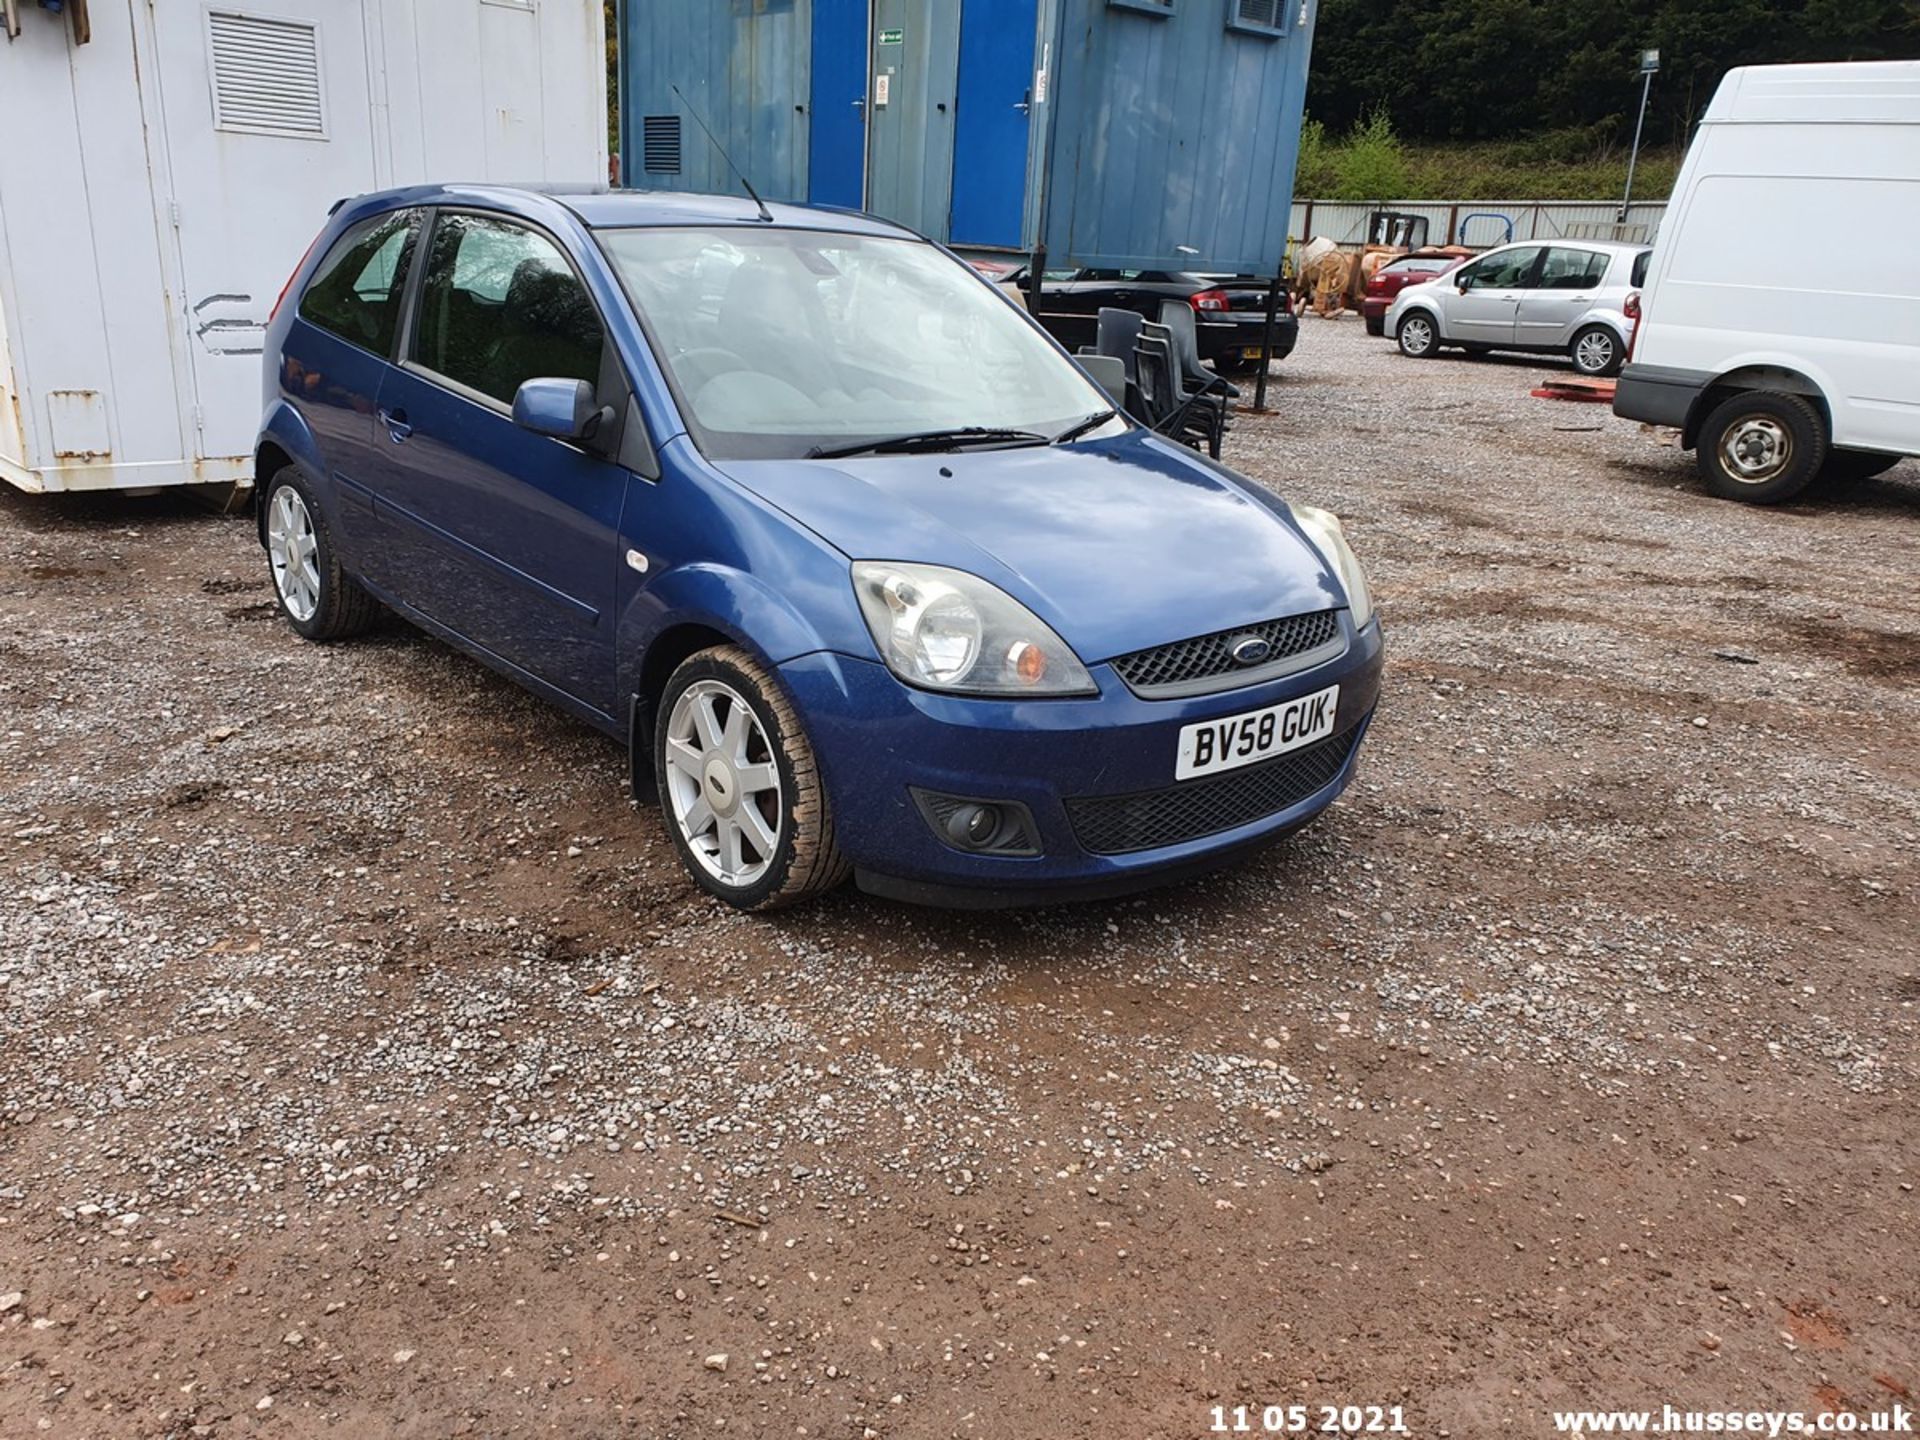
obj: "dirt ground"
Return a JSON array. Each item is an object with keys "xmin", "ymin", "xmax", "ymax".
[{"xmin": 3, "ymin": 319, "xmax": 1916, "ymax": 1439}]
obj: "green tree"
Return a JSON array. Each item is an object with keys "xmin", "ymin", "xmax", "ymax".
[
  {"xmin": 1306, "ymin": 0, "xmax": 1920, "ymax": 148},
  {"xmin": 1295, "ymin": 116, "xmax": 1338, "ymax": 194},
  {"xmin": 1334, "ymin": 109, "xmax": 1409, "ymax": 200}
]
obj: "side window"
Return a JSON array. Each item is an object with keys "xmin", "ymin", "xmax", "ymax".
[
  {"xmin": 411, "ymin": 213, "xmax": 604, "ymax": 406},
  {"xmin": 1631, "ymin": 249, "xmax": 1652, "ymax": 288},
  {"xmin": 297, "ymin": 210, "xmax": 420, "ymax": 354},
  {"xmin": 1463, "ymin": 247, "xmax": 1542, "ymax": 290},
  {"xmin": 1539, "ymin": 248, "xmax": 1607, "ymax": 290}
]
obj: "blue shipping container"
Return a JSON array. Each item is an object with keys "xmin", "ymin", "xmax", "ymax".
[{"xmin": 622, "ymin": 0, "xmax": 1316, "ymax": 273}]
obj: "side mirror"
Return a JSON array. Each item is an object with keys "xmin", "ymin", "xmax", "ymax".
[
  {"xmin": 512, "ymin": 377, "xmax": 605, "ymax": 442},
  {"xmin": 1455, "ymin": 273, "xmax": 1473, "ymax": 292}
]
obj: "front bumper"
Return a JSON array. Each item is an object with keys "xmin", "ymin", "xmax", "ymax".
[
  {"xmin": 779, "ymin": 616, "xmax": 1384, "ymax": 906},
  {"xmin": 1613, "ymin": 363, "xmax": 1710, "ymax": 429}
]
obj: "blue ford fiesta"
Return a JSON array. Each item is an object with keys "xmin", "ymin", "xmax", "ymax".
[{"xmin": 254, "ymin": 185, "xmax": 1383, "ymax": 909}]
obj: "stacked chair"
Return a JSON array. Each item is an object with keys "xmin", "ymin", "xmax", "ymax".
[{"xmin": 1079, "ymin": 304, "xmax": 1237, "ymax": 459}]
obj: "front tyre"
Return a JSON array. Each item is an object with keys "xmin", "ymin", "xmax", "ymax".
[
  {"xmin": 1396, "ymin": 311, "xmax": 1438, "ymax": 359},
  {"xmin": 1695, "ymin": 391, "xmax": 1827, "ymax": 505},
  {"xmin": 1569, "ymin": 325, "xmax": 1622, "ymax": 377},
  {"xmin": 263, "ymin": 467, "xmax": 380, "ymax": 641},
  {"xmin": 654, "ymin": 646, "xmax": 849, "ymax": 910}
]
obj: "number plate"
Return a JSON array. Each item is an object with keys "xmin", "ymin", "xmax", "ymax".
[
  {"xmin": 1241, "ymin": 346, "xmax": 1266, "ymax": 359},
  {"xmin": 1175, "ymin": 685, "xmax": 1339, "ymax": 781}
]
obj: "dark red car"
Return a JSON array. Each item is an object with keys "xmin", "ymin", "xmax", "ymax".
[{"xmin": 1363, "ymin": 253, "xmax": 1467, "ymax": 336}]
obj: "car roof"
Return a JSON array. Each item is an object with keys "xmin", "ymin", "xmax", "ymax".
[
  {"xmin": 334, "ymin": 183, "xmax": 921, "ymax": 238},
  {"xmin": 1487, "ymin": 237, "xmax": 1649, "ymax": 255}
]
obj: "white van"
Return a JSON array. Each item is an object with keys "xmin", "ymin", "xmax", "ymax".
[{"xmin": 1615, "ymin": 61, "xmax": 1920, "ymax": 503}]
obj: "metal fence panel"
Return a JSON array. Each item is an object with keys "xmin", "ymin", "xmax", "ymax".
[{"xmin": 1289, "ymin": 199, "xmax": 1668, "ymax": 251}]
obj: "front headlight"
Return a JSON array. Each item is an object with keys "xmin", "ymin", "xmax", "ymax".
[
  {"xmin": 851, "ymin": 561, "xmax": 1097, "ymax": 697},
  {"xmin": 1290, "ymin": 505, "xmax": 1374, "ymax": 629}
]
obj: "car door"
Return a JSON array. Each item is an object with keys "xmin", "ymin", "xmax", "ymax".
[
  {"xmin": 1442, "ymin": 246, "xmax": 1542, "ymax": 345},
  {"xmin": 1515, "ymin": 247, "xmax": 1610, "ymax": 349},
  {"xmin": 363, "ymin": 210, "xmax": 626, "ymax": 715}
]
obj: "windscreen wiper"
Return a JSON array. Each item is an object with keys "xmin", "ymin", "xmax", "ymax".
[
  {"xmin": 1052, "ymin": 409, "xmax": 1118, "ymax": 445},
  {"xmin": 807, "ymin": 427, "xmax": 1051, "ymax": 460}
]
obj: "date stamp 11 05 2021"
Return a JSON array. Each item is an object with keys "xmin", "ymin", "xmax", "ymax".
[{"xmin": 1209, "ymin": 1405, "xmax": 1412, "ymax": 1436}]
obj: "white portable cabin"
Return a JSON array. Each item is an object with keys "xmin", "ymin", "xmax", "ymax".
[{"xmin": 0, "ymin": 0, "xmax": 607, "ymax": 495}]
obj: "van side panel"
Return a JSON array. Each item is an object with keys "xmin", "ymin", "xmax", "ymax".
[{"xmin": 1632, "ymin": 108, "xmax": 1920, "ymax": 454}]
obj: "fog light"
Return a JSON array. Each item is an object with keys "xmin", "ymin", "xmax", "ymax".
[
  {"xmin": 911, "ymin": 789, "xmax": 1042, "ymax": 857},
  {"xmin": 946, "ymin": 803, "xmax": 1001, "ymax": 848}
]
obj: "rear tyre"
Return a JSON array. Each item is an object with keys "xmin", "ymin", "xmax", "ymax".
[
  {"xmin": 1824, "ymin": 449, "xmax": 1903, "ymax": 484},
  {"xmin": 654, "ymin": 645, "xmax": 849, "ymax": 910},
  {"xmin": 1364, "ymin": 315, "xmax": 1385, "ymax": 338},
  {"xmin": 1396, "ymin": 311, "xmax": 1438, "ymax": 359},
  {"xmin": 1695, "ymin": 391, "xmax": 1827, "ymax": 505},
  {"xmin": 1569, "ymin": 325, "xmax": 1622, "ymax": 377},
  {"xmin": 262, "ymin": 467, "xmax": 380, "ymax": 641}
]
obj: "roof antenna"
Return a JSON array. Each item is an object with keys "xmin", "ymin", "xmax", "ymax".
[{"xmin": 671, "ymin": 83, "xmax": 775, "ymax": 223}]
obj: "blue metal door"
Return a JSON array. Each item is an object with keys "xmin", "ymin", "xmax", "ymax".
[
  {"xmin": 948, "ymin": 0, "xmax": 1038, "ymax": 248},
  {"xmin": 808, "ymin": 0, "xmax": 868, "ymax": 208}
]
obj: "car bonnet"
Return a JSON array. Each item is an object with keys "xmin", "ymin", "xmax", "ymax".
[{"xmin": 712, "ymin": 430, "xmax": 1343, "ymax": 664}]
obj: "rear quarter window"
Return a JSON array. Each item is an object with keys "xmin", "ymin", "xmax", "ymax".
[
  {"xmin": 297, "ymin": 209, "xmax": 420, "ymax": 355},
  {"xmin": 1631, "ymin": 249, "xmax": 1651, "ymax": 287}
]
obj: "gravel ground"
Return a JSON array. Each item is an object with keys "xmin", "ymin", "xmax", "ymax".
[{"xmin": 2, "ymin": 319, "xmax": 1916, "ymax": 1438}]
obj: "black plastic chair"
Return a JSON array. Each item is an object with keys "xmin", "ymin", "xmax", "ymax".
[
  {"xmin": 1095, "ymin": 307, "xmax": 1146, "ymax": 411},
  {"xmin": 1158, "ymin": 300, "xmax": 1241, "ymax": 401},
  {"xmin": 1132, "ymin": 334, "xmax": 1177, "ymax": 426},
  {"xmin": 1137, "ymin": 328, "xmax": 1228, "ymax": 458}
]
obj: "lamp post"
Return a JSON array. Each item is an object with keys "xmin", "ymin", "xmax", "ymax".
[{"xmin": 1619, "ymin": 48, "xmax": 1660, "ymax": 224}]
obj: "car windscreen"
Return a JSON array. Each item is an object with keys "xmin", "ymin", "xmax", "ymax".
[{"xmin": 597, "ymin": 226, "xmax": 1109, "ymax": 461}]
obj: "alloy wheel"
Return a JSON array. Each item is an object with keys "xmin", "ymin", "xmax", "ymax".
[
  {"xmin": 662, "ymin": 678, "xmax": 784, "ymax": 888},
  {"xmin": 1399, "ymin": 315, "xmax": 1434, "ymax": 356},
  {"xmin": 267, "ymin": 485, "xmax": 321, "ymax": 622},
  {"xmin": 1573, "ymin": 330, "xmax": 1616, "ymax": 374}
]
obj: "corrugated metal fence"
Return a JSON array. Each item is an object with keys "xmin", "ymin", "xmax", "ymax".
[{"xmin": 1290, "ymin": 199, "xmax": 1669, "ymax": 249}]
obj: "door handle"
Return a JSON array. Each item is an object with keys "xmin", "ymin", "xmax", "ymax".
[
  {"xmin": 1013, "ymin": 100, "xmax": 1031, "ymax": 113},
  {"xmin": 379, "ymin": 408, "xmax": 412, "ymax": 442}
]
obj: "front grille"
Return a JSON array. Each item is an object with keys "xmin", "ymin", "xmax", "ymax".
[
  {"xmin": 1108, "ymin": 610, "xmax": 1342, "ymax": 698},
  {"xmin": 1066, "ymin": 727, "xmax": 1358, "ymax": 856}
]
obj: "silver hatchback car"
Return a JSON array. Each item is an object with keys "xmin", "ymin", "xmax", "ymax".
[{"xmin": 1385, "ymin": 239, "xmax": 1652, "ymax": 377}]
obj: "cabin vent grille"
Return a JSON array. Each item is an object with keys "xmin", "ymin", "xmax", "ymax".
[
  {"xmin": 208, "ymin": 11, "xmax": 327, "ymax": 138},
  {"xmin": 642, "ymin": 116, "xmax": 683, "ymax": 174}
]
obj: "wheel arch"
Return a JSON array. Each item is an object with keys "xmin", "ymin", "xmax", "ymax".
[
  {"xmin": 252, "ymin": 402, "xmax": 329, "ymax": 548},
  {"xmin": 620, "ymin": 563, "xmax": 858, "ymax": 796},
  {"xmin": 1683, "ymin": 365, "xmax": 1832, "ymax": 450},
  {"xmin": 1395, "ymin": 304, "xmax": 1441, "ymax": 341}
]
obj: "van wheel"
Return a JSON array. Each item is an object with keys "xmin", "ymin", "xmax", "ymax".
[
  {"xmin": 1695, "ymin": 391, "xmax": 1827, "ymax": 505},
  {"xmin": 654, "ymin": 645, "xmax": 849, "ymax": 910},
  {"xmin": 1396, "ymin": 312, "xmax": 1437, "ymax": 358},
  {"xmin": 263, "ymin": 468, "xmax": 380, "ymax": 640},
  {"xmin": 1569, "ymin": 325, "xmax": 1621, "ymax": 377},
  {"xmin": 1824, "ymin": 449, "xmax": 1902, "ymax": 483}
]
